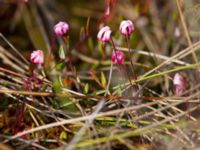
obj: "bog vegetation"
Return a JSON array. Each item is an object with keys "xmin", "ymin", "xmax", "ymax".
[{"xmin": 0, "ymin": 0, "xmax": 200, "ymax": 150}]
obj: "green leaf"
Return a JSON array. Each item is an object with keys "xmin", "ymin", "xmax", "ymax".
[
  {"xmin": 59, "ymin": 45, "xmax": 66, "ymax": 60},
  {"xmin": 59, "ymin": 131, "xmax": 68, "ymax": 140},
  {"xmin": 53, "ymin": 77, "xmax": 62, "ymax": 93},
  {"xmin": 84, "ymin": 83, "xmax": 89, "ymax": 94},
  {"xmin": 56, "ymin": 62, "xmax": 66, "ymax": 71},
  {"xmin": 101, "ymin": 72, "xmax": 107, "ymax": 88}
]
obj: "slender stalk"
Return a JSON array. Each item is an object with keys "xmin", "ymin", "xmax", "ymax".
[
  {"xmin": 46, "ymin": 34, "xmax": 57, "ymax": 71},
  {"xmin": 110, "ymin": 37, "xmax": 134, "ymax": 88},
  {"xmin": 74, "ymin": 106, "xmax": 198, "ymax": 148},
  {"xmin": 125, "ymin": 35, "xmax": 135, "ymax": 78},
  {"xmin": 176, "ymin": 0, "xmax": 198, "ymax": 63},
  {"xmin": 125, "ymin": 35, "xmax": 139, "ymax": 94},
  {"xmin": 3, "ymin": 101, "xmax": 158, "ymax": 143},
  {"xmin": 104, "ymin": 62, "xmax": 113, "ymax": 95},
  {"xmin": 113, "ymin": 61, "xmax": 200, "ymax": 90},
  {"xmin": 137, "ymin": 62, "xmax": 200, "ymax": 83}
]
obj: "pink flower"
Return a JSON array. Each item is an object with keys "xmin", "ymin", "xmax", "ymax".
[
  {"xmin": 173, "ymin": 73, "xmax": 186, "ymax": 96},
  {"xmin": 111, "ymin": 50, "xmax": 125, "ymax": 65},
  {"xmin": 97, "ymin": 26, "xmax": 112, "ymax": 43},
  {"xmin": 119, "ymin": 20, "xmax": 134, "ymax": 36},
  {"xmin": 54, "ymin": 21, "xmax": 69, "ymax": 36},
  {"xmin": 30, "ymin": 50, "xmax": 44, "ymax": 65}
]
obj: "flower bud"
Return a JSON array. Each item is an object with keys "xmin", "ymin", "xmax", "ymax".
[
  {"xmin": 30, "ymin": 50, "xmax": 44, "ymax": 65},
  {"xmin": 111, "ymin": 50, "xmax": 125, "ymax": 65},
  {"xmin": 54, "ymin": 21, "xmax": 69, "ymax": 36},
  {"xmin": 173, "ymin": 73, "xmax": 186, "ymax": 96},
  {"xmin": 119, "ymin": 20, "xmax": 134, "ymax": 36},
  {"xmin": 97, "ymin": 26, "xmax": 112, "ymax": 43}
]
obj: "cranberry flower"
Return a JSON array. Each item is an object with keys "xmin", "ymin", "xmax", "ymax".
[
  {"xmin": 119, "ymin": 20, "xmax": 134, "ymax": 36},
  {"xmin": 54, "ymin": 21, "xmax": 69, "ymax": 36},
  {"xmin": 30, "ymin": 50, "xmax": 44, "ymax": 65},
  {"xmin": 173, "ymin": 73, "xmax": 186, "ymax": 96},
  {"xmin": 111, "ymin": 50, "xmax": 125, "ymax": 65},
  {"xmin": 97, "ymin": 26, "xmax": 112, "ymax": 43}
]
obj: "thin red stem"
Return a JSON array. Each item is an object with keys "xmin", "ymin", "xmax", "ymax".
[
  {"xmin": 125, "ymin": 35, "xmax": 137, "ymax": 80},
  {"xmin": 110, "ymin": 37, "xmax": 134, "ymax": 88}
]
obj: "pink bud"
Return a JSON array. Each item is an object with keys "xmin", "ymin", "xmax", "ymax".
[
  {"xmin": 173, "ymin": 73, "xmax": 186, "ymax": 96},
  {"xmin": 97, "ymin": 26, "xmax": 112, "ymax": 43},
  {"xmin": 111, "ymin": 50, "xmax": 125, "ymax": 65},
  {"xmin": 30, "ymin": 50, "xmax": 44, "ymax": 65},
  {"xmin": 54, "ymin": 21, "xmax": 69, "ymax": 36},
  {"xmin": 119, "ymin": 20, "xmax": 134, "ymax": 36}
]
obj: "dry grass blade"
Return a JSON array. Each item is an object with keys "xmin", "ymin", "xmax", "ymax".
[{"xmin": 176, "ymin": 0, "xmax": 198, "ymax": 63}]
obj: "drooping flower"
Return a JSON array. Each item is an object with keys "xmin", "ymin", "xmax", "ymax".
[
  {"xmin": 173, "ymin": 73, "xmax": 186, "ymax": 96},
  {"xmin": 97, "ymin": 26, "xmax": 112, "ymax": 43},
  {"xmin": 111, "ymin": 50, "xmax": 125, "ymax": 65},
  {"xmin": 30, "ymin": 50, "xmax": 44, "ymax": 65},
  {"xmin": 54, "ymin": 21, "xmax": 69, "ymax": 36},
  {"xmin": 119, "ymin": 20, "xmax": 134, "ymax": 36}
]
